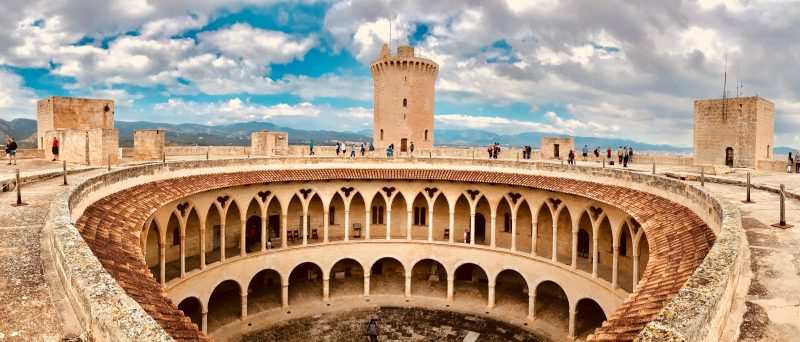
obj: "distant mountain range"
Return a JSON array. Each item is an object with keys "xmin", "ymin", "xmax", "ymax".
[{"xmin": 0, "ymin": 118, "xmax": 794, "ymax": 154}]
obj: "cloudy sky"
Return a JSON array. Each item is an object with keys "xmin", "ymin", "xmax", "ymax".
[{"xmin": 0, "ymin": 0, "xmax": 798, "ymax": 147}]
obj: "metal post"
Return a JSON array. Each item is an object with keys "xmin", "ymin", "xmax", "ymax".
[
  {"xmin": 162, "ymin": 152, "xmax": 166, "ymax": 164},
  {"xmin": 62, "ymin": 161, "xmax": 67, "ymax": 186},
  {"xmin": 107, "ymin": 155, "xmax": 111, "ymax": 171},
  {"xmin": 206, "ymin": 151, "xmax": 209, "ymax": 160},
  {"xmin": 744, "ymin": 172, "xmax": 752, "ymax": 203},
  {"xmin": 772, "ymin": 184, "xmax": 793, "ymax": 229},
  {"xmin": 652, "ymin": 162, "xmax": 655, "ymax": 175},
  {"xmin": 700, "ymin": 167, "xmax": 705, "ymax": 187},
  {"xmin": 602, "ymin": 157, "xmax": 606, "ymax": 168},
  {"xmin": 15, "ymin": 170, "xmax": 22, "ymax": 205}
]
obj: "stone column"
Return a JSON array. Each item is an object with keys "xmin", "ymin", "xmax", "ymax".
[
  {"xmin": 531, "ymin": 222, "xmax": 538, "ymax": 256},
  {"xmin": 592, "ymin": 237, "xmax": 599, "ymax": 278},
  {"xmin": 528, "ymin": 294, "xmax": 536, "ymax": 320},
  {"xmin": 447, "ymin": 275, "xmax": 454, "ymax": 302},
  {"xmin": 510, "ymin": 213, "xmax": 518, "ymax": 252},
  {"xmin": 240, "ymin": 216, "xmax": 247, "ymax": 256},
  {"xmin": 179, "ymin": 236, "xmax": 186, "ymax": 278},
  {"xmin": 280, "ymin": 212, "xmax": 288, "ymax": 248},
  {"xmin": 201, "ymin": 310, "xmax": 208, "ymax": 334},
  {"xmin": 302, "ymin": 207, "xmax": 309, "ymax": 245},
  {"xmin": 364, "ymin": 270, "xmax": 371, "ymax": 297},
  {"xmin": 344, "ymin": 209, "xmax": 350, "ymax": 242},
  {"xmin": 159, "ymin": 243, "xmax": 166, "ymax": 286},
  {"xmin": 241, "ymin": 294, "xmax": 248, "ymax": 319},
  {"xmin": 612, "ymin": 245, "xmax": 620, "ymax": 288},
  {"xmin": 632, "ymin": 251, "xmax": 640, "ymax": 290},
  {"xmin": 448, "ymin": 210, "xmax": 455, "ymax": 244},
  {"xmin": 490, "ymin": 213, "xmax": 497, "ymax": 248},
  {"xmin": 487, "ymin": 282, "xmax": 496, "ymax": 309},
  {"xmin": 365, "ymin": 209, "xmax": 371, "ymax": 240},
  {"xmin": 571, "ymin": 230, "xmax": 578, "ymax": 269},
  {"xmin": 470, "ymin": 211, "xmax": 476, "ymax": 245},
  {"xmin": 568, "ymin": 306, "xmax": 576, "ymax": 339},
  {"xmin": 260, "ymin": 216, "xmax": 267, "ymax": 252},
  {"xmin": 281, "ymin": 282, "xmax": 289, "ymax": 308},
  {"xmin": 220, "ymin": 222, "xmax": 226, "ymax": 262},
  {"xmin": 323, "ymin": 208, "xmax": 330, "ymax": 243},
  {"xmin": 551, "ymin": 222, "xmax": 558, "ymax": 263},
  {"xmin": 385, "ymin": 209, "xmax": 392, "ymax": 240},
  {"xmin": 323, "ymin": 276, "xmax": 330, "ymax": 302},
  {"xmin": 199, "ymin": 216, "xmax": 206, "ymax": 269},
  {"xmin": 404, "ymin": 274, "xmax": 412, "ymax": 298},
  {"xmin": 406, "ymin": 209, "xmax": 413, "ymax": 240}
]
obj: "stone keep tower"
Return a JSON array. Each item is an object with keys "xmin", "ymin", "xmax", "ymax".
[
  {"xmin": 370, "ymin": 44, "xmax": 438, "ymax": 151},
  {"xmin": 693, "ymin": 96, "xmax": 775, "ymax": 169}
]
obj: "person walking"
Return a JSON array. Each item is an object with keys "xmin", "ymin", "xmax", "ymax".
[
  {"xmin": 487, "ymin": 144, "xmax": 493, "ymax": 159},
  {"xmin": 409, "ymin": 141, "xmax": 415, "ymax": 157},
  {"xmin": 335, "ymin": 142, "xmax": 341, "ymax": 156},
  {"xmin": 7, "ymin": 137, "xmax": 17, "ymax": 166},
  {"xmin": 367, "ymin": 319, "xmax": 378, "ymax": 342},
  {"xmin": 464, "ymin": 229, "xmax": 470, "ymax": 244},
  {"xmin": 617, "ymin": 146, "xmax": 623, "ymax": 164},
  {"xmin": 52, "ymin": 136, "xmax": 60, "ymax": 161},
  {"xmin": 387, "ymin": 144, "xmax": 394, "ymax": 158},
  {"xmin": 360, "ymin": 143, "xmax": 366, "ymax": 156},
  {"xmin": 622, "ymin": 147, "xmax": 629, "ymax": 168},
  {"xmin": 568, "ymin": 150, "xmax": 575, "ymax": 164},
  {"xmin": 369, "ymin": 143, "xmax": 375, "ymax": 157},
  {"xmin": 309, "ymin": 140, "xmax": 315, "ymax": 155},
  {"xmin": 606, "ymin": 146, "xmax": 611, "ymax": 160},
  {"xmin": 350, "ymin": 144, "xmax": 356, "ymax": 158},
  {"xmin": 628, "ymin": 147, "xmax": 634, "ymax": 163},
  {"xmin": 494, "ymin": 143, "xmax": 500, "ymax": 159},
  {"xmin": 342, "ymin": 143, "xmax": 347, "ymax": 157},
  {"xmin": 582, "ymin": 145, "xmax": 588, "ymax": 161},
  {"xmin": 788, "ymin": 153, "xmax": 794, "ymax": 173}
]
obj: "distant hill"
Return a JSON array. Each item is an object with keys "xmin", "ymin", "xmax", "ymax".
[{"xmin": 1, "ymin": 117, "xmax": 794, "ymax": 154}]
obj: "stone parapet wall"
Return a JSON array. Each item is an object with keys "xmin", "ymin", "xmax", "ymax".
[{"xmin": 58, "ymin": 156, "xmax": 746, "ymax": 341}]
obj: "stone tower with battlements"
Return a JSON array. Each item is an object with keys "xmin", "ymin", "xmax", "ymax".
[{"xmin": 370, "ymin": 44, "xmax": 438, "ymax": 151}]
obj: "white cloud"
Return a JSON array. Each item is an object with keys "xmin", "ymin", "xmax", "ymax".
[
  {"xmin": 198, "ymin": 23, "xmax": 316, "ymax": 65},
  {"xmin": 435, "ymin": 114, "xmax": 560, "ymax": 134},
  {"xmin": 140, "ymin": 14, "xmax": 209, "ymax": 39},
  {"xmin": 0, "ymin": 68, "xmax": 38, "ymax": 119}
]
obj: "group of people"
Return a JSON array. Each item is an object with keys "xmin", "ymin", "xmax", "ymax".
[
  {"xmin": 4, "ymin": 137, "xmax": 18, "ymax": 166},
  {"xmin": 487, "ymin": 142, "xmax": 501, "ymax": 159},
  {"xmin": 326, "ymin": 141, "xmax": 374, "ymax": 158},
  {"xmin": 521, "ymin": 145, "xmax": 533, "ymax": 159},
  {"xmin": 578, "ymin": 145, "xmax": 635, "ymax": 167},
  {"xmin": 788, "ymin": 152, "xmax": 800, "ymax": 173}
]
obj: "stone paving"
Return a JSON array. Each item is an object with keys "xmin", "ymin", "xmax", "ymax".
[
  {"xmin": 235, "ymin": 306, "xmax": 551, "ymax": 342},
  {"xmin": 695, "ymin": 181, "xmax": 800, "ymax": 341},
  {"xmin": 0, "ymin": 170, "xmax": 104, "ymax": 341}
]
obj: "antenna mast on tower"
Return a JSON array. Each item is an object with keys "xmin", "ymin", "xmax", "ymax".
[{"xmin": 722, "ymin": 52, "xmax": 728, "ymax": 122}]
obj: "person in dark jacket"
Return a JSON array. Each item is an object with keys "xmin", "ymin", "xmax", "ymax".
[
  {"xmin": 367, "ymin": 319, "xmax": 378, "ymax": 341},
  {"xmin": 6, "ymin": 137, "xmax": 17, "ymax": 166}
]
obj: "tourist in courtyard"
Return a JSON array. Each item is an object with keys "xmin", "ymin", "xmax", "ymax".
[
  {"xmin": 617, "ymin": 146, "xmax": 623, "ymax": 164},
  {"xmin": 494, "ymin": 143, "xmax": 500, "ymax": 159},
  {"xmin": 350, "ymin": 144, "xmax": 356, "ymax": 158},
  {"xmin": 6, "ymin": 137, "xmax": 17, "ymax": 166},
  {"xmin": 267, "ymin": 238, "xmax": 272, "ymax": 249},
  {"xmin": 360, "ymin": 143, "xmax": 366, "ymax": 156},
  {"xmin": 464, "ymin": 229, "xmax": 470, "ymax": 244},
  {"xmin": 582, "ymin": 145, "xmax": 588, "ymax": 161},
  {"xmin": 410, "ymin": 141, "xmax": 415, "ymax": 157},
  {"xmin": 367, "ymin": 319, "xmax": 378, "ymax": 342},
  {"xmin": 335, "ymin": 142, "xmax": 341, "ymax": 156},
  {"xmin": 568, "ymin": 150, "xmax": 575, "ymax": 164},
  {"xmin": 52, "ymin": 136, "xmax": 60, "ymax": 161},
  {"xmin": 387, "ymin": 144, "xmax": 394, "ymax": 158},
  {"xmin": 245, "ymin": 224, "xmax": 257, "ymax": 253},
  {"xmin": 309, "ymin": 140, "xmax": 315, "ymax": 155},
  {"xmin": 606, "ymin": 146, "xmax": 612, "ymax": 160},
  {"xmin": 593, "ymin": 146, "xmax": 600, "ymax": 160},
  {"xmin": 369, "ymin": 143, "xmax": 375, "ymax": 157},
  {"xmin": 623, "ymin": 147, "xmax": 629, "ymax": 168},
  {"xmin": 342, "ymin": 143, "xmax": 347, "ymax": 157},
  {"xmin": 788, "ymin": 153, "xmax": 794, "ymax": 173},
  {"xmin": 487, "ymin": 144, "xmax": 493, "ymax": 158}
]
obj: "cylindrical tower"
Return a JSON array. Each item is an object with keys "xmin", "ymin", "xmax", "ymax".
[{"xmin": 370, "ymin": 44, "xmax": 439, "ymax": 150}]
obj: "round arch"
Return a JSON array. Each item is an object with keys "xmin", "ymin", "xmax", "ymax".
[
  {"xmin": 410, "ymin": 258, "xmax": 448, "ymax": 298},
  {"xmin": 533, "ymin": 280, "xmax": 569, "ymax": 334},
  {"xmin": 452, "ymin": 262, "xmax": 489, "ymax": 303},
  {"xmin": 247, "ymin": 268, "xmax": 282, "ymax": 315},
  {"xmin": 493, "ymin": 268, "xmax": 529, "ymax": 315},
  {"xmin": 328, "ymin": 258, "xmax": 365, "ymax": 299},
  {"xmin": 574, "ymin": 297, "xmax": 607, "ymax": 340},
  {"xmin": 206, "ymin": 279, "xmax": 242, "ymax": 333},
  {"xmin": 288, "ymin": 262, "xmax": 324, "ymax": 305},
  {"xmin": 177, "ymin": 297, "xmax": 203, "ymax": 332},
  {"xmin": 368, "ymin": 257, "xmax": 406, "ymax": 295}
]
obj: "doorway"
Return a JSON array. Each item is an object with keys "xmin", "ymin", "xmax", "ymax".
[
  {"xmin": 554, "ymin": 144, "xmax": 560, "ymax": 158},
  {"xmin": 475, "ymin": 213, "xmax": 486, "ymax": 243},
  {"xmin": 725, "ymin": 147, "xmax": 734, "ymax": 167},
  {"xmin": 400, "ymin": 139, "xmax": 408, "ymax": 152},
  {"xmin": 268, "ymin": 215, "xmax": 280, "ymax": 238}
]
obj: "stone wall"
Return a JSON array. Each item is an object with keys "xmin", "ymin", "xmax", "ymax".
[
  {"xmin": 37, "ymin": 96, "xmax": 115, "ymax": 150},
  {"xmin": 251, "ymin": 131, "xmax": 289, "ymax": 156},
  {"xmin": 47, "ymin": 129, "xmax": 118, "ymax": 166},
  {"xmin": 693, "ymin": 97, "xmax": 774, "ymax": 168},
  {"xmin": 133, "ymin": 130, "xmax": 165, "ymax": 161},
  {"xmin": 541, "ymin": 137, "xmax": 575, "ymax": 159}
]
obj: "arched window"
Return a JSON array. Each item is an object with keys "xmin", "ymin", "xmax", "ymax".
[
  {"xmin": 402, "ymin": 99, "xmax": 407, "ymax": 107},
  {"xmin": 577, "ymin": 229, "xmax": 590, "ymax": 258},
  {"xmin": 503, "ymin": 213, "xmax": 511, "ymax": 232},
  {"xmin": 424, "ymin": 129, "xmax": 428, "ymax": 141},
  {"xmin": 380, "ymin": 129, "xmax": 384, "ymax": 140},
  {"xmin": 172, "ymin": 227, "xmax": 180, "ymax": 246}
]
